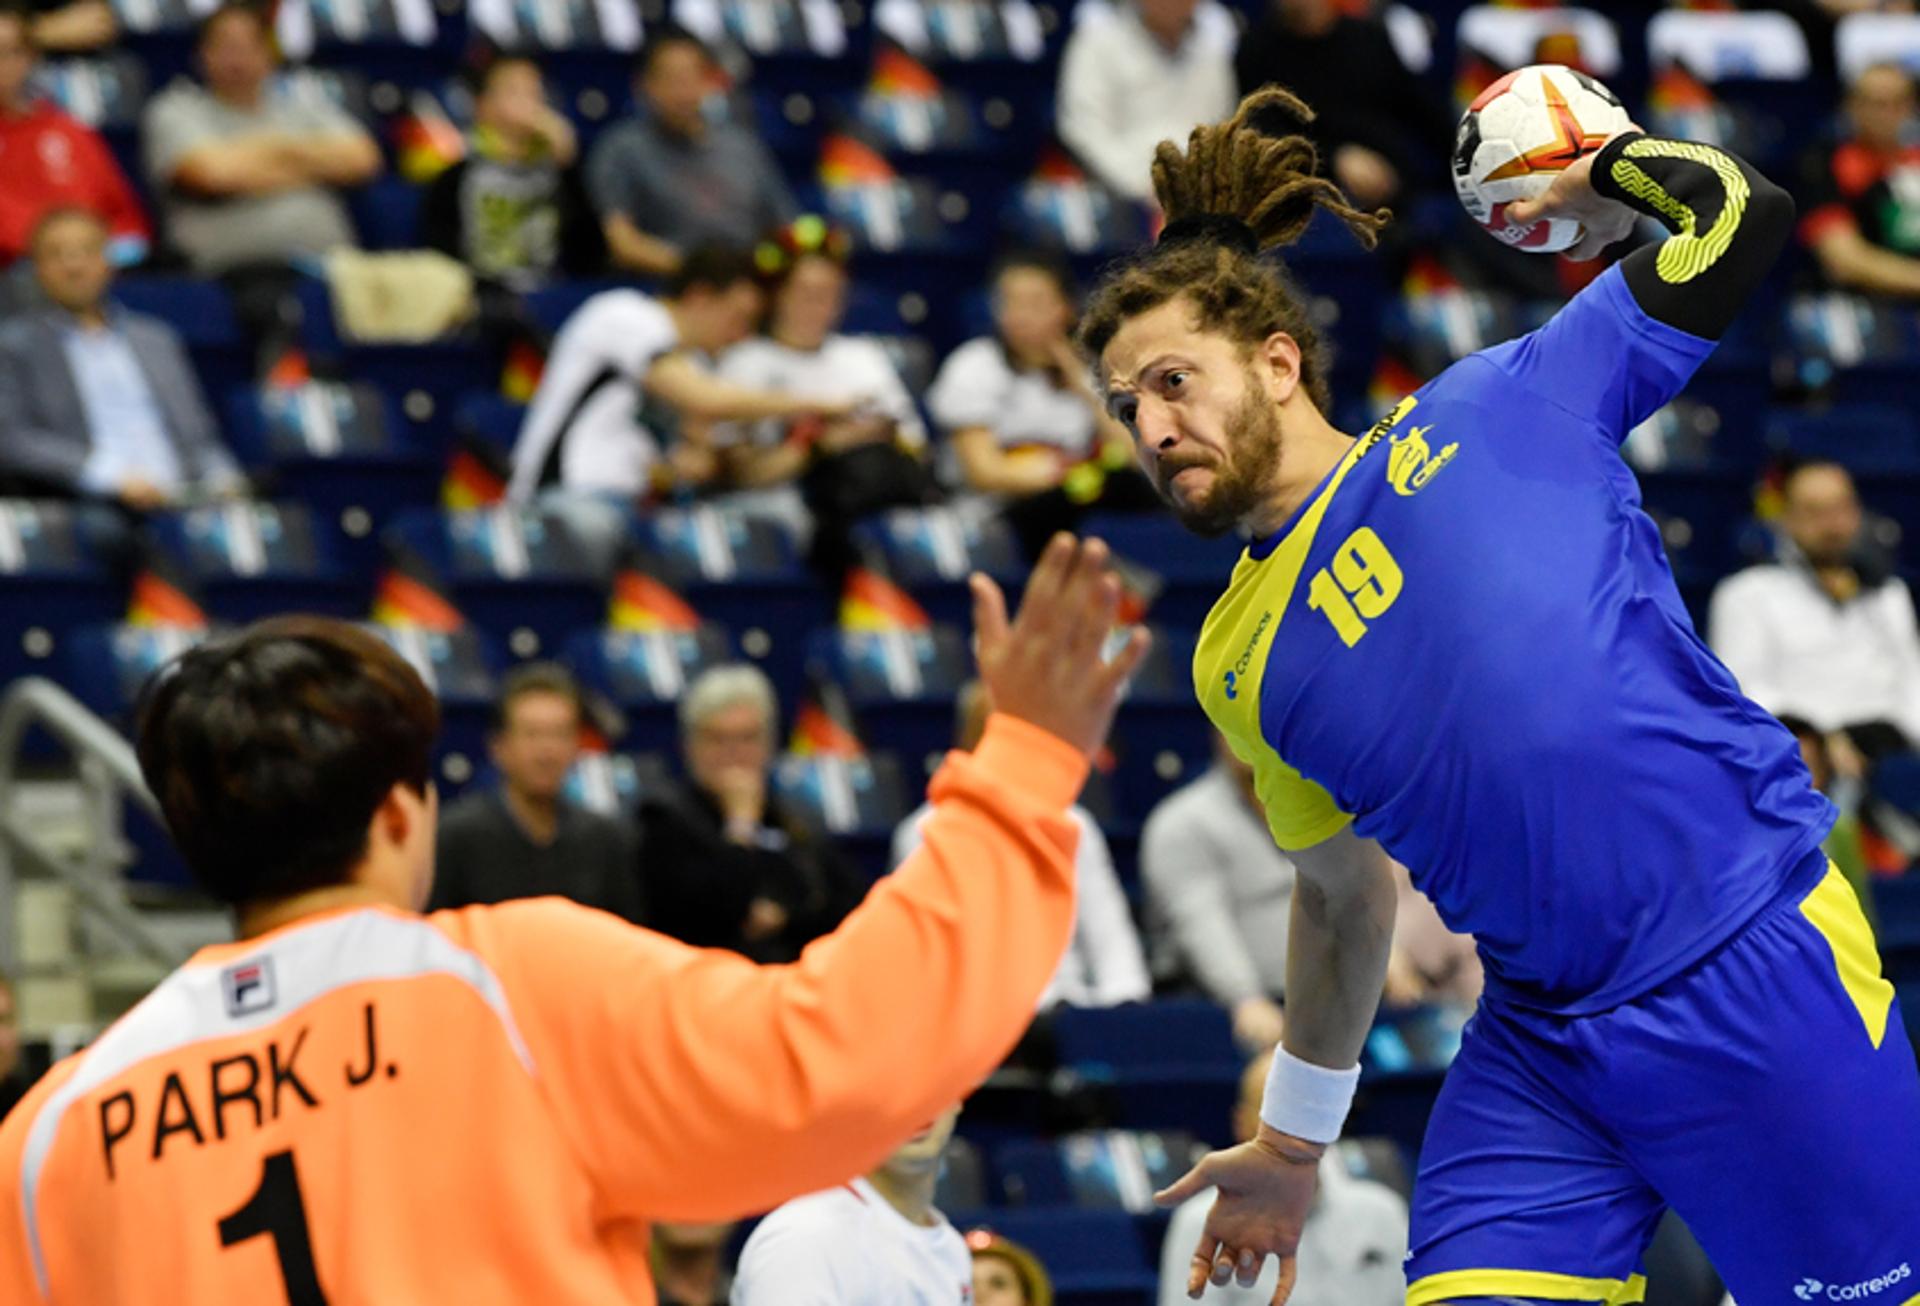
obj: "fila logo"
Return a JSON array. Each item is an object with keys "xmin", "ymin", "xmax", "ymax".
[
  {"xmin": 1796, "ymin": 1263, "xmax": 1912, "ymax": 1301},
  {"xmin": 222, "ymin": 957, "xmax": 277, "ymax": 1018},
  {"xmin": 1386, "ymin": 425, "xmax": 1460, "ymax": 497}
]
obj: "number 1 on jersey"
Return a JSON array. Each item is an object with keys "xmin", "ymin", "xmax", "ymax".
[
  {"xmin": 1306, "ymin": 527, "xmax": 1403, "ymax": 648},
  {"xmin": 219, "ymin": 1149, "xmax": 330, "ymax": 1305}
]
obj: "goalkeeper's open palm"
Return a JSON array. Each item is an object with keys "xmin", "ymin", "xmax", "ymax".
[{"xmin": 1155, "ymin": 1129, "xmax": 1323, "ymax": 1303}]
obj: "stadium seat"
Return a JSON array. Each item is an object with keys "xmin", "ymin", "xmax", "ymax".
[
  {"xmin": 1784, "ymin": 293, "xmax": 1920, "ymax": 421},
  {"xmin": 772, "ymin": 750, "xmax": 910, "ymax": 876},
  {"xmin": 564, "ymin": 624, "xmax": 735, "ymax": 753},
  {"xmin": 997, "ymin": 1130, "xmax": 1204, "ymax": 1211},
  {"xmin": 225, "ymin": 381, "xmax": 441, "ymax": 559},
  {"xmin": 933, "ymin": 1136, "xmax": 988, "ymax": 1212},
  {"xmin": 1838, "ymin": 12, "xmax": 1920, "ymax": 83},
  {"xmin": 110, "ymin": 279, "xmax": 251, "ymax": 405},
  {"xmin": 361, "ymin": 621, "xmax": 503, "ymax": 782},
  {"xmin": 33, "ymin": 53, "xmax": 147, "ymax": 128},
  {"xmin": 62, "ymin": 622, "xmax": 209, "ymax": 723},
  {"xmin": 1767, "ymin": 405, "xmax": 1920, "ymax": 477},
  {"xmin": 951, "ymin": 1208, "xmax": 1156, "ymax": 1302},
  {"xmin": 636, "ymin": 507, "xmax": 829, "ymax": 676},
  {"xmin": 851, "ymin": 506, "xmax": 1024, "ymax": 624},
  {"xmin": 0, "ymin": 501, "xmax": 127, "ymax": 691},
  {"xmin": 806, "ymin": 624, "xmax": 971, "ymax": 766},
  {"xmin": 385, "ymin": 506, "xmax": 613, "ymax": 658},
  {"xmin": 148, "ymin": 502, "xmax": 362, "ymax": 622},
  {"xmin": 1053, "ymin": 999, "xmax": 1237, "ymax": 1073}
]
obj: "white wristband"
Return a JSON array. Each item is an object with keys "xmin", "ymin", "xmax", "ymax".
[{"xmin": 1259, "ymin": 1047, "xmax": 1361, "ymax": 1145}]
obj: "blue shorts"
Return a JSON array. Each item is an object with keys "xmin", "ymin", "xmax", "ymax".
[{"xmin": 1405, "ymin": 854, "xmax": 1920, "ymax": 1306}]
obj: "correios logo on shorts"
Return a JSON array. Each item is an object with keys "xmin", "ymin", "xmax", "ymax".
[{"xmin": 1795, "ymin": 1263, "xmax": 1912, "ymax": 1301}]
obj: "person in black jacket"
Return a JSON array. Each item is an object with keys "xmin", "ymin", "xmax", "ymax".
[
  {"xmin": 421, "ymin": 52, "xmax": 603, "ymax": 292},
  {"xmin": 640, "ymin": 664, "xmax": 864, "ymax": 962}
]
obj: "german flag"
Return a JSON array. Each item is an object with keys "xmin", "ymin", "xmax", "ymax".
[
  {"xmin": 126, "ymin": 564, "xmax": 208, "ymax": 629},
  {"xmin": 1031, "ymin": 145, "xmax": 1087, "ymax": 184},
  {"xmin": 869, "ymin": 45, "xmax": 942, "ymax": 100},
  {"xmin": 371, "ymin": 562, "xmax": 465, "ymax": 632},
  {"xmin": 393, "ymin": 91, "xmax": 466, "ymax": 184},
  {"xmin": 1369, "ymin": 353, "xmax": 1429, "ymax": 419},
  {"xmin": 788, "ymin": 672, "xmax": 866, "ymax": 758},
  {"xmin": 608, "ymin": 569, "xmax": 701, "ymax": 632},
  {"xmin": 820, "ymin": 133, "xmax": 897, "ymax": 188},
  {"xmin": 1402, "ymin": 252, "xmax": 1461, "ymax": 299},
  {"xmin": 839, "ymin": 566, "xmax": 931, "ymax": 632},
  {"xmin": 1111, "ymin": 554, "xmax": 1162, "ymax": 628},
  {"xmin": 441, "ymin": 438, "xmax": 510, "ymax": 511},
  {"xmin": 500, "ymin": 338, "xmax": 546, "ymax": 403}
]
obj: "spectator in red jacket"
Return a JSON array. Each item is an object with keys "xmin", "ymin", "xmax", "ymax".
[
  {"xmin": 0, "ymin": 1, "xmax": 149, "ymax": 268},
  {"xmin": 1801, "ymin": 61, "xmax": 1920, "ymax": 297}
]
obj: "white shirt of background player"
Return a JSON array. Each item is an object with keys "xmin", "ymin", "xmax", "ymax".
[{"xmin": 732, "ymin": 1107, "xmax": 973, "ymax": 1305}]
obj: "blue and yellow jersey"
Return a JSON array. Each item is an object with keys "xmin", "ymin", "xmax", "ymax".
[{"xmin": 1194, "ymin": 263, "xmax": 1836, "ymax": 1012}]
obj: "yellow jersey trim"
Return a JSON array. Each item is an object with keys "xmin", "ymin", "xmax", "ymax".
[
  {"xmin": 1191, "ymin": 398, "xmax": 1415, "ymax": 850},
  {"xmin": 1799, "ymin": 861, "xmax": 1895, "ymax": 1050},
  {"xmin": 1406, "ymin": 1268, "xmax": 1649, "ymax": 1306}
]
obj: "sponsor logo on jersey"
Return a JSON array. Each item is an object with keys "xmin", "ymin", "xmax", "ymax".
[
  {"xmin": 1224, "ymin": 610, "xmax": 1273, "ymax": 701},
  {"xmin": 1795, "ymin": 1263, "xmax": 1912, "ymax": 1301},
  {"xmin": 1387, "ymin": 425, "xmax": 1459, "ymax": 497},
  {"xmin": 223, "ymin": 958, "xmax": 277, "ymax": 1018}
]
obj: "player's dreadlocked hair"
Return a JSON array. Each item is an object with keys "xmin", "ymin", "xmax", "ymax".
[{"xmin": 1079, "ymin": 88, "xmax": 1390, "ymax": 412}]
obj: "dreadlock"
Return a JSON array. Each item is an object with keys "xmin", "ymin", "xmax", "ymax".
[{"xmin": 1080, "ymin": 87, "xmax": 1390, "ymax": 412}]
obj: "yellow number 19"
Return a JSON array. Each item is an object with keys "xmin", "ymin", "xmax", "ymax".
[{"xmin": 1305, "ymin": 526, "xmax": 1403, "ymax": 648}]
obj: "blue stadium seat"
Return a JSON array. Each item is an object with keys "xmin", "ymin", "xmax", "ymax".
[
  {"xmin": 361, "ymin": 621, "xmax": 503, "ymax": 781},
  {"xmin": 111, "ymin": 279, "xmax": 250, "ymax": 403},
  {"xmin": 386, "ymin": 506, "xmax": 613, "ymax": 657},
  {"xmin": 636, "ymin": 507, "xmax": 829, "ymax": 678},
  {"xmin": 453, "ymin": 393, "xmax": 527, "ymax": 466},
  {"xmin": 806, "ymin": 624, "xmax": 971, "ymax": 765},
  {"xmin": 521, "ymin": 280, "xmax": 634, "ymax": 337},
  {"xmin": 0, "ymin": 501, "xmax": 127, "ymax": 690},
  {"xmin": 1003, "ymin": 172, "xmax": 1152, "ymax": 258},
  {"xmin": 148, "ymin": 502, "xmax": 361, "ymax": 622},
  {"xmin": 564, "ymin": 749, "xmax": 677, "ymax": 816},
  {"xmin": 993, "ymin": 1137, "xmax": 1072, "ymax": 1207},
  {"xmin": 277, "ymin": 0, "xmax": 457, "ymax": 89},
  {"xmin": 851, "ymin": 506, "xmax": 1024, "ymax": 624},
  {"xmin": 564, "ymin": 624, "xmax": 735, "ymax": 753},
  {"xmin": 226, "ymin": 381, "xmax": 440, "ymax": 558},
  {"xmin": 1082, "ymin": 513, "xmax": 1240, "ymax": 588},
  {"xmin": 1053, "ymin": 999, "xmax": 1237, "ymax": 1072},
  {"xmin": 1767, "ymin": 405, "xmax": 1920, "ymax": 477},
  {"xmin": 347, "ymin": 178, "xmax": 426, "ymax": 251},
  {"xmin": 33, "ymin": 54, "xmax": 148, "ymax": 128},
  {"xmin": 951, "ymin": 1209, "xmax": 1156, "ymax": 1301},
  {"xmin": 772, "ymin": 750, "xmax": 911, "ymax": 877},
  {"xmin": 1002, "ymin": 1131, "xmax": 1204, "ymax": 1212},
  {"xmin": 63, "ymin": 623, "xmax": 209, "ymax": 722},
  {"xmin": 294, "ymin": 278, "xmax": 493, "ymax": 442},
  {"xmin": 1873, "ymin": 870, "xmax": 1920, "ymax": 957},
  {"xmin": 1123, "ymin": 624, "xmax": 1198, "ymax": 709},
  {"xmin": 1785, "ymin": 293, "xmax": 1920, "ymax": 421}
]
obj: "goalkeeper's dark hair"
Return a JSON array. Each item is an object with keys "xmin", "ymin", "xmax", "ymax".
[{"xmin": 1080, "ymin": 87, "xmax": 1390, "ymax": 412}]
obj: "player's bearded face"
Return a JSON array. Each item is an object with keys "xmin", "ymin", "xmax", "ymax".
[{"xmin": 1156, "ymin": 364, "xmax": 1285, "ymax": 538}]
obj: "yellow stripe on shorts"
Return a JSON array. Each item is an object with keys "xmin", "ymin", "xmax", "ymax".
[
  {"xmin": 1406, "ymin": 1268, "xmax": 1648, "ymax": 1305},
  {"xmin": 1800, "ymin": 862, "xmax": 1895, "ymax": 1050}
]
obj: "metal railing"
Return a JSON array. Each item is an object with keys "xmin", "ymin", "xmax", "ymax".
[{"xmin": 0, "ymin": 677, "xmax": 185, "ymax": 975}]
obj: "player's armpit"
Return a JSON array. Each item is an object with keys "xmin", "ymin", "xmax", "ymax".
[
  {"xmin": 1591, "ymin": 132, "xmax": 1795, "ymax": 340},
  {"xmin": 476, "ymin": 714, "xmax": 1084, "ymax": 1222}
]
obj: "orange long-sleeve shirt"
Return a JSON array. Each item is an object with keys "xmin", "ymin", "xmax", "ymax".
[{"xmin": 0, "ymin": 714, "xmax": 1084, "ymax": 1305}]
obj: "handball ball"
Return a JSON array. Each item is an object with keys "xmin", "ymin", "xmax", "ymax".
[{"xmin": 1452, "ymin": 64, "xmax": 1632, "ymax": 254}]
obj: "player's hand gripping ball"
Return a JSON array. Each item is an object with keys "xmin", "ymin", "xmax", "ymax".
[{"xmin": 1453, "ymin": 63, "xmax": 1632, "ymax": 254}]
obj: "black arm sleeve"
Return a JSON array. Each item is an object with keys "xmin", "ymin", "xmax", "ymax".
[{"xmin": 1588, "ymin": 131, "xmax": 1796, "ymax": 340}]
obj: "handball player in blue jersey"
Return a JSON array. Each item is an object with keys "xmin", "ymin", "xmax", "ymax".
[{"xmin": 1082, "ymin": 89, "xmax": 1920, "ymax": 1306}]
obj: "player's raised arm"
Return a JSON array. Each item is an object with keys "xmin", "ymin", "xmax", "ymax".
[
  {"xmin": 485, "ymin": 536, "xmax": 1152, "ymax": 1222},
  {"xmin": 1486, "ymin": 132, "xmax": 1795, "ymax": 440}
]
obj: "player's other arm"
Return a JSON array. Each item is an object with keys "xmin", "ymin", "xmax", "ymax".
[
  {"xmin": 1510, "ymin": 131, "xmax": 1796, "ymax": 340},
  {"xmin": 1155, "ymin": 827, "xmax": 1398, "ymax": 1302}
]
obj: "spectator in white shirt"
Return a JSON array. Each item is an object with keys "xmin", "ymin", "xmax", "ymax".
[
  {"xmin": 731, "ymin": 1105, "xmax": 971, "ymax": 1305},
  {"xmin": 927, "ymin": 252, "xmax": 1156, "ymax": 559},
  {"xmin": 893, "ymin": 680, "xmax": 1151, "ymax": 1010},
  {"xmin": 507, "ymin": 245, "xmax": 859, "ymax": 570},
  {"xmin": 1055, "ymin": 0, "xmax": 1238, "ymax": 204},
  {"xmin": 1157, "ymin": 1051, "xmax": 1408, "ymax": 1306},
  {"xmin": 715, "ymin": 216, "xmax": 936, "ymax": 579},
  {"xmin": 1709, "ymin": 459, "xmax": 1920, "ymax": 764}
]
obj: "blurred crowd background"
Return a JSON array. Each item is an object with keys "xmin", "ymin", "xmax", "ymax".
[{"xmin": 3, "ymin": 0, "xmax": 1920, "ymax": 1301}]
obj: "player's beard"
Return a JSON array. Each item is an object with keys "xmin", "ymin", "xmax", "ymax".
[{"xmin": 1157, "ymin": 379, "xmax": 1285, "ymax": 538}]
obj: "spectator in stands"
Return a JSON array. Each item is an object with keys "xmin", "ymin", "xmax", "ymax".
[
  {"xmin": 0, "ymin": 2, "xmax": 147, "ymax": 273},
  {"xmin": 506, "ymin": 245, "xmax": 861, "ymax": 573},
  {"xmin": 1710, "ymin": 459, "xmax": 1920, "ymax": 756},
  {"xmin": 715, "ymin": 215, "xmax": 936, "ymax": 580},
  {"xmin": 1778, "ymin": 713, "xmax": 1873, "ymax": 926},
  {"xmin": 421, "ymin": 53, "xmax": 601, "ymax": 293},
  {"xmin": 1156, "ymin": 1049, "xmax": 1408, "ymax": 1306},
  {"xmin": 732, "ymin": 1106, "xmax": 971, "ymax": 1303},
  {"xmin": 142, "ymin": 2, "xmax": 380, "ymax": 277},
  {"xmin": 428, "ymin": 663, "xmax": 641, "ymax": 921},
  {"xmin": 927, "ymin": 252, "xmax": 1159, "ymax": 560},
  {"xmin": 1055, "ymin": 0, "xmax": 1236, "ymax": 204},
  {"xmin": 1233, "ymin": 0, "xmax": 1451, "ymax": 209},
  {"xmin": 893, "ymin": 679, "xmax": 1151, "ymax": 1009},
  {"xmin": 641, "ymin": 664, "xmax": 865, "ymax": 963},
  {"xmin": 1142, "ymin": 732, "xmax": 1293, "ymax": 1051},
  {"xmin": 0, "ymin": 972, "xmax": 26, "ymax": 1119},
  {"xmin": 1801, "ymin": 62, "xmax": 1920, "ymax": 298},
  {"xmin": 587, "ymin": 28, "xmax": 795, "ymax": 278},
  {"xmin": 1384, "ymin": 859, "xmax": 1482, "ymax": 1011},
  {"xmin": 652, "ymin": 1221, "xmax": 736, "ymax": 1306},
  {"xmin": 0, "ymin": 207, "xmax": 244, "ymax": 509},
  {"xmin": 969, "ymin": 1231, "xmax": 1055, "ymax": 1306}
]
